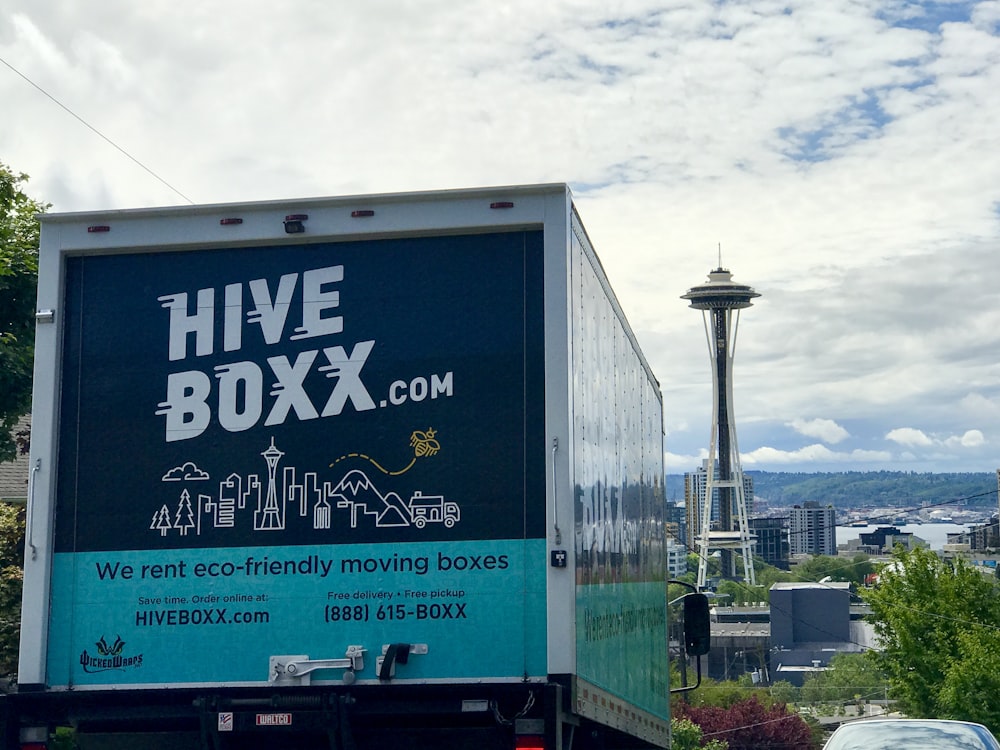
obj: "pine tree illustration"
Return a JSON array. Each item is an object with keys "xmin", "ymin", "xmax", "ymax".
[
  {"xmin": 174, "ymin": 489, "xmax": 196, "ymax": 536},
  {"xmin": 152, "ymin": 505, "xmax": 173, "ymax": 536}
]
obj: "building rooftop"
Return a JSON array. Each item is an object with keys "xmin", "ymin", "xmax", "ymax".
[
  {"xmin": 0, "ymin": 415, "xmax": 30, "ymax": 502},
  {"xmin": 771, "ymin": 581, "xmax": 851, "ymax": 592}
]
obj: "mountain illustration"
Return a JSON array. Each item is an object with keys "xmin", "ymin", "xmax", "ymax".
[
  {"xmin": 334, "ymin": 469, "xmax": 378, "ymax": 496},
  {"xmin": 330, "ymin": 469, "xmax": 412, "ymax": 528},
  {"xmin": 377, "ymin": 492, "xmax": 411, "ymax": 527}
]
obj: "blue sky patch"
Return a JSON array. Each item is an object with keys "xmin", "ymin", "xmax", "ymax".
[
  {"xmin": 878, "ymin": 1, "xmax": 974, "ymax": 31},
  {"xmin": 778, "ymin": 92, "xmax": 891, "ymax": 162}
]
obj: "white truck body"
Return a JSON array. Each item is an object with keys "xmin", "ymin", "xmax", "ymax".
[{"xmin": 10, "ymin": 184, "xmax": 668, "ymax": 750}]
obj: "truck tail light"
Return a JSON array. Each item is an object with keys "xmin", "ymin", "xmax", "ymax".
[
  {"xmin": 283, "ymin": 214, "xmax": 308, "ymax": 234},
  {"xmin": 515, "ymin": 736, "xmax": 544, "ymax": 750},
  {"xmin": 19, "ymin": 726, "xmax": 48, "ymax": 749}
]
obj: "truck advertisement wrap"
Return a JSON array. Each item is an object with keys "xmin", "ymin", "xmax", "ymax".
[{"xmin": 48, "ymin": 230, "xmax": 547, "ymax": 687}]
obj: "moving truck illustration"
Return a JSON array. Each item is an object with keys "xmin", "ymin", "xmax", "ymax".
[{"xmin": 409, "ymin": 492, "xmax": 460, "ymax": 528}]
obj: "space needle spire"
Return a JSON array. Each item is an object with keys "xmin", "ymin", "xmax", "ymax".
[{"xmin": 682, "ymin": 263, "xmax": 759, "ymax": 587}]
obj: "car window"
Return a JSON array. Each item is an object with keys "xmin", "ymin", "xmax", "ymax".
[{"xmin": 825, "ymin": 721, "xmax": 997, "ymax": 750}]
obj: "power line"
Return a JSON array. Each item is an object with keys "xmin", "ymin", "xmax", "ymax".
[
  {"xmin": 838, "ymin": 488, "xmax": 998, "ymax": 528},
  {"xmin": 0, "ymin": 54, "xmax": 194, "ymax": 205}
]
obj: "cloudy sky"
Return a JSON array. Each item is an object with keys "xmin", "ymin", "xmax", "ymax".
[{"xmin": 2, "ymin": 1, "xmax": 999, "ymax": 474}]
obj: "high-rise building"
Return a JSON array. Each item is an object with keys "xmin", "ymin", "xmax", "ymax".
[
  {"xmin": 789, "ymin": 502, "xmax": 837, "ymax": 556},
  {"xmin": 682, "ymin": 266, "xmax": 759, "ymax": 587},
  {"xmin": 749, "ymin": 516, "xmax": 789, "ymax": 569},
  {"xmin": 666, "ymin": 538, "xmax": 688, "ymax": 578},
  {"xmin": 683, "ymin": 459, "xmax": 754, "ymax": 542},
  {"xmin": 665, "ymin": 500, "xmax": 687, "ymax": 549}
]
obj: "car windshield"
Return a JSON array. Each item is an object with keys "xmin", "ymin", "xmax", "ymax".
[{"xmin": 825, "ymin": 721, "xmax": 997, "ymax": 750}]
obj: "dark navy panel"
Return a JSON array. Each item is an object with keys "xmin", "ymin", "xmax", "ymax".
[{"xmin": 56, "ymin": 231, "xmax": 546, "ymax": 552}]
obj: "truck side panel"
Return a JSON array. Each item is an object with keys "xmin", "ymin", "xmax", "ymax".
[{"xmin": 569, "ymin": 214, "xmax": 668, "ymax": 743}]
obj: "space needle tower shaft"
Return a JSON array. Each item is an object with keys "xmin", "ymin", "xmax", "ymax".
[{"xmin": 682, "ymin": 265, "xmax": 759, "ymax": 588}]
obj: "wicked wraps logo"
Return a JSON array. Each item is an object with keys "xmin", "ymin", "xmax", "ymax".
[
  {"xmin": 154, "ymin": 264, "xmax": 455, "ymax": 443},
  {"xmin": 80, "ymin": 635, "xmax": 144, "ymax": 673}
]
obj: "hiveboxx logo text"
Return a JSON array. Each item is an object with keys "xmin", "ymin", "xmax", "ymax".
[
  {"xmin": 155, "ymin": 264, "xmax": 455, "ymax": 443},
  {"xmin": 79, "ymin": 635, "xmax": 144, "ymax": 673}
]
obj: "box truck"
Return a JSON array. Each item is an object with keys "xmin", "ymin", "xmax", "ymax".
[{"xmin": 3, "ymin": 184, "xmax": 705, "ymax": 749}]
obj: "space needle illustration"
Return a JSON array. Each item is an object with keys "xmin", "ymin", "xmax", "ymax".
[
  {"xmin": 682, "ymin": 262, "xmax": 759, "ymax": 587},
  {"xmin": 257, "ymin": 437, "xmax": 285, "ymax": 531}
]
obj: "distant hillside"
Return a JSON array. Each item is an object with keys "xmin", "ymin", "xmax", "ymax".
[{"xmin": 666, "ymin": 470, "xmax": 997, "ymax": 509}]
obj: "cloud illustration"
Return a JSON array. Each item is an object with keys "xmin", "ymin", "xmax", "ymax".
[{"xmin": 162, "ymin": 461, "xmax": 210, "ymax": 481}]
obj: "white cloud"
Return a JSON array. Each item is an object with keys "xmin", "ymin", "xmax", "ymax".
[
  {"xmin": 959, "ymin": 393, "xmax": 1000, "ymax": 419},
  {"xmin": 886, "ymin": 428, "xmax": 935, "ymax": 447},
  {"xmin": 2, "ymin": 0, "xmax": 998, "ymax": 473},
  {"xmin": 944, "ymin": 429, "xmax": 986, "ymax": 448},
  {"xmin": 788, "ymin": 418, "xmax": 850, "ymax": 444},
  {"xmin": 9, "ymin": 13, "xmax": 66, "ymax": 71},
  {"xmin": 742, "ymin": 444, "xmax": 892, "ymax": 465},
  {"xmin": 665, "ymin": 449, "xmax": 708, "ymax": 473},
  {"xmin": 887, "ymin": 427, "xmax": 987, "ymax": 450}
]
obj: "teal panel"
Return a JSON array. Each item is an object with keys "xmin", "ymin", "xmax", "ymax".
[
  {"xmin": 47, "ymin": 539, "xmax": 546, "ymax": 687},
  {"xmin": 575, "ymin": 582, "xmax": 669, "ymax": 717}
]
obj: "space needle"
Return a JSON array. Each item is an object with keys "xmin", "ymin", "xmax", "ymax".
[{"xmin": 682, "ymin": 264, "xmax": 759, "ymax": 588}]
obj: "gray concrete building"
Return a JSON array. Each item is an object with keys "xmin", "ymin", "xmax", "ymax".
[{"xmin": 788, "ymin": 502, "xmax": 836, "ymax": 556}]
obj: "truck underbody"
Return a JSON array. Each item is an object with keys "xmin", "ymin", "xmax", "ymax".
[{"xmin": 2, "ymin": 681, "xmax": 664, "ymax": 750}]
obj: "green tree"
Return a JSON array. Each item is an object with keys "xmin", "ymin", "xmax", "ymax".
[
  {"xmin": 768, "ymin": 680, "xmax": 799, "ymax": 707},
  {"xmin": 0, "ymin": 163, "xmax": 47, "ymax": 461},
  {"xmin": 716, "ymin": 579, "xmax": 767, "ymax": 606},
  {"xmin": 938, "ymin": 625, "xmax": 1000, "ymax": 728},
  {"xmin": 862, "ymin": 547, "xmax": 1000, "ymax": 724},
  {"xmin": 0, "ymin": 502, "xmax": 24, "ymax": 676},
  {"xmin": 670, "ymin": 717, "xmax": 728, "ymax": 750},
  {"xmin": 795, "ymin": 554, "xmax": 873, "ymax": 586},
  {"xmin": 674, "ymin": 678, "xmax": 766, "ymax": 710},
  {"xmin": 800, "ymin": 652, "xmax": 887, "ymax": 706},
  {"xmin": 752, "ymin": 560, "xmax": 795, "ymax": 590},
  {"xmin": 687, "ymin": 551, "xmax": 719, "ymax": 581}
]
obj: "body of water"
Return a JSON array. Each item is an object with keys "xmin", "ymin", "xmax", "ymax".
[{"xmin": 836, "ymin": 522, "xmax": 972, "ymax": 551}]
